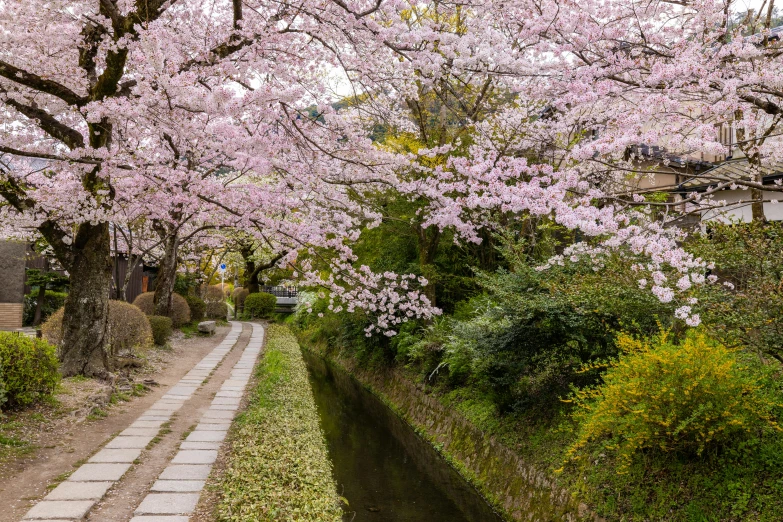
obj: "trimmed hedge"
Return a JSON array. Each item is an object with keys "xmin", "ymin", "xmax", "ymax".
[
  {"xmin": 42, "ymin": 301, "xmax": 153, "ymax": 357},
  {"xmin": 234, "ymin": 288, "xmax": 249, "ymax": 312},
  {"xmin": 217, "ymin": 325, "xmax": 341, "ymax": 521},
  {"xmin": 203, "ymin": 284, "xmax": 226, "ymax": 303},
  {"xmin": 0, "ymin": 332, "xmax": 60, "ymax": 409},
  {"xmin": 148, "ymin": 315, "xmax": 173, "ymax": 345},
  {"xmin": 244, "ymin": 292, "xmax": 276, "ymax": 319},
  {"xmin": 132, "ymin": 292, "xmax": 191, "ymax": 327},
  {"xmin": 185, "ymin": 295, "xmax": 206, "ymax": 322},
  {"xmin": 206, "ymin": 301, "xmax": 229, "ymax": 320}
]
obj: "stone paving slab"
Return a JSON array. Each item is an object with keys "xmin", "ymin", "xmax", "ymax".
[
  {"xmin": 68, "ymin": 463, "xmax": 132, "ymax": 482},
  {"xmin": 180, "ymin": 441, "xmax": 221, "ymax": 450},
  {"xmin": 121, "ymin": 427, "xmax": 161, "ymax": 437},
  {"xmin": 45, "ymin": 481, "xmax": 113, "ymax": 501},
  {"xmin": 193, "ymin": 422, "xmax": 231, "ymax": 431},
  {"xmin": 186, "ymin": 430, "xmax": 227, "ymax": 442},
  {"xmin": 210, "ymin": 404, "xmax": 239, "ymax": 411},
  {"xmin": 131, "ymin": 420, "xmax": 167, "ymax": 429},
  {"xmin": 131, "ymin": 515, "xmax": 190, "ymax": 522},
  {"xmin": 215, "ymin": 391, "xmax": 242, "ymax": 398},
  {"xmin": 171, "ymin": 450, "xmax": 217, "ymax": 464},
  {"xmin": 159, "ymin": 464, "xmax": 213, "ymax": 480},
  {"xmin": 203, "ymin": 410, "xmax": 235, "ymax": 420},
  {"xmin": 151, "ymin": 480, "xmax": 206, "ymax": 492},
  {"xmin": 212, "ymin": 398, "xmax": 241, "ymax": 405},
  {"xmin": 23, "ymin": 500, "xmax": 95, "ymax": 520},
  {"xmin": 106, "ymin": 436, "xmax": 155, "ymax": 449},
  {"xmin": 135, "ymin": 493, "xmax": 200, "ymax": 515},
  {"xmin": 88, "ymin": 448, "xmax": 142, "ymax": 463}
]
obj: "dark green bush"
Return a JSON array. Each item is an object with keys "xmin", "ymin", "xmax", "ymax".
[
  {"xmin": 148, "ymin": 315, "xmax": 173, "ymax": 345},
  {"xmin": 23, "ymin": 290, "xmax": 67, "ymax": 326},
  {"xmin": 206, "ymin": 301, "xmax": 229, "ymax": 320},
  {"xmin": 0, "ymin": 332, "xmax": 60, "ymax": 409},
  {"xmin": 244, "ymin": 292, "xmax": 277, "ymax": 319},
  {"xmin": 185, "ymin": 295, "xmax": 206, "ymax": 322}
]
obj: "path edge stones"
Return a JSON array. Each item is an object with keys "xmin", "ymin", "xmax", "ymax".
[{"xmin": 20, "ymin": 322, "xmax": 243, "ymax": 522}]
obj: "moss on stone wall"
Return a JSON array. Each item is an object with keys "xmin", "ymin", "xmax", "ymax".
[{"xmin": 302, "ymin": 343, "xmax": 597, "ymax": 522}]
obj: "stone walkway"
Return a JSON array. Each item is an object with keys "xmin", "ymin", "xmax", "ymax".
[
  {"xmin": 19, "ymin": 321, "xmax": 262, "ymax": 522},
  {"xmin": 131, "ymin": 322, "xmax": 263, "ymax": 520}
]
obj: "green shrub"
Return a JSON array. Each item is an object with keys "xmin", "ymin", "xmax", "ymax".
[
  {"xmin": 563, "ymin": 330, "xmax": 783, "ymax": 474},
  {"xmin": 234, "ymin": 288, "xmax": 249, "ymax": 311},
  {"xmin": 23, "ymin": 290, "xmax": 68, "ymax": 326},
  {"xmin": 203, "ymin": 284, "xmax": 226, "ymax": 303},
  {"xmin": 206, "ymin": 301, "xmax": 229, "ymax": 320},
  {"xmin": 0, "ymin": 332, "xmax": 60, "ymax": 409},
  {"xmin": 244, "ymin": 292, "xmax": 276, "ymax": 319},
  {"xmin": 185, "ymin": 295, "xmax": 206, "ymax": 322},
  {"xmin": 132, "ymin": 292, "xmax": 191, "ymax": 327},
  {"xmin": 148, "ymin": 315, "xmax": 173, "ymax": 345},
  {"xmin": 42, "ymin": 301, "xmax": 153, "ymax": 357}
]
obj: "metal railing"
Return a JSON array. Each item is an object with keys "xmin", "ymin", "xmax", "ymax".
[{"xmin": 260, "ymin": 286, "xmax": 299, "ymax": 298}]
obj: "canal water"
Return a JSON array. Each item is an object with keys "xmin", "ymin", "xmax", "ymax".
[{"xmin": 303, "ymin": 351, "xmax": 504, "ymax": 522}]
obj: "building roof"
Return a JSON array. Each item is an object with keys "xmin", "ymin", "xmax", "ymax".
[{"xmin": 676, "ymin": 158, "xmax": 783, "ymax": 192}]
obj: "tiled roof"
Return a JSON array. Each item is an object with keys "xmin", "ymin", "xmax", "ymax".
[{"xmin": 677, "ymin": 158, "xmax": 783, "ymax": 191}]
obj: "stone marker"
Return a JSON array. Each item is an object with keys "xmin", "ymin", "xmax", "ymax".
[{"xmin": 197, "ymin": 321, "xmax": 216, "ymax": 334}]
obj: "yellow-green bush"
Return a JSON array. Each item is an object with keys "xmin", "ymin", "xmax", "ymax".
[
  {"xmin": 42, "ymin": 301, "xmax": 153, "ymax": 357},
  {"xmin": 563, "ymin": 330, "xmax": 782, "ymax": 473},
  {"xmin": 0, "ymin": 332, "xmax": 60, "ymax": 409},
  {"xmin": 132, "ymin": 292, "xmax": 191, "ymax": 327}
]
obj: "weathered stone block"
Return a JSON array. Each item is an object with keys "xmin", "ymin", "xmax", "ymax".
[{"xmin": 197, "ymin": 321, "xmax": 216, "ymax": 334}]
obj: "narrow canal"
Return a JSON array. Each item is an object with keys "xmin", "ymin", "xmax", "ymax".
[{"xmin": 303, "ymin": 351, "xmax": 505, "ymax": 522}]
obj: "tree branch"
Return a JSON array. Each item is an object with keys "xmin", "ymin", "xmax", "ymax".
[{"xmin": 0, "ymin": 60, "xmax": 87, "ymax": 107}]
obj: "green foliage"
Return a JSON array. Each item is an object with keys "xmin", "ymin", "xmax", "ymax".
[
  {"xmin": 234, "ymin": 288, "xmax": 249, "ymax": 311},
  {"xmin": 23, "ymin": 291, "xmax": 67, "ymax": 326},
  {"xmin": 206, "ymin": 301, "xmax": 229, "ymax": 320},
  {"xmin": 148, "ymin": 315, "xmax": 173, "ymax": 346},
  {"xmin": 217, "ymin": 325, "xmax": 341, "ymax": 521},
  {"xmin": 0, "ymin": 332, "xmax": 60, "ymax": 409},
  {"xmin": 244, "ymin": 292, "xmax": 276, "ymax": 319},
  {"xmin": 184, "ymin": 295, "xmax": 206, "ymax": 322},
  {"xmin": 174, "ymin": 273, "xmax": 199, "ymax": 296},
  {"xmin": 564, "ymin": 330, "xmax": 782, "ymax": 474},
  {"xmin": 132, "ymin": 292, "xmax": 191, "ymax": 327},
  {"xmin": 688, "ymin": 221, "xmax": 783, "ymax": 363}
]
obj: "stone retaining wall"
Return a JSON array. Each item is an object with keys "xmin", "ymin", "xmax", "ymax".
[{"xmin": 305, "ymin": 346, "xmax": 598, "ymax": 522}]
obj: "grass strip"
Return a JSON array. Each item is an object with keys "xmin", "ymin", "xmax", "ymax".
[{"xmin": 217, "ymin": 324, "xmax": 341, "ymax": 521}]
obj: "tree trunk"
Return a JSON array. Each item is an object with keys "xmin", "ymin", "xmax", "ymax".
[
  {"xmin": 752, "ymin": 171, "xmax": 767, "ymax": 223},
  {"xmin": 153, "ymin": 230, "xmax": 179, "ymax": 317},
  {"xmin": 416, "ymin": 225, "xmax": 441, "ymax": 308},
  {"xmin": 59, "ymin": 222, "xmax": 112, "ymax": 378},
  {"xmin": 242, "ymin": 246, "xmax": 260, "ymax": 294},
  {"xmin": 32, "ymin": 283, "xmax": 46, "ymax": 327}
]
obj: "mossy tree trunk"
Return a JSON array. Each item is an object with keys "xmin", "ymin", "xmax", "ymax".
[
  {"xmin": 153, "ymin": 222, "xmax": 179, "ymax": 318},
  {"xmin": 58, "ymin": 222, "xmax": 113, "ymax": 378}
]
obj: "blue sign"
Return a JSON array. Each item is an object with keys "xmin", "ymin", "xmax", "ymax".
[{"xmin": 219, "ymin": 263, "xmax": 227, "ymax": 271}]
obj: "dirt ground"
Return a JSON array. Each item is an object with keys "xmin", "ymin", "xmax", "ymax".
[{"xmin": 0, "ymin": 327, "xmax": 232, "ymax": 522}]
